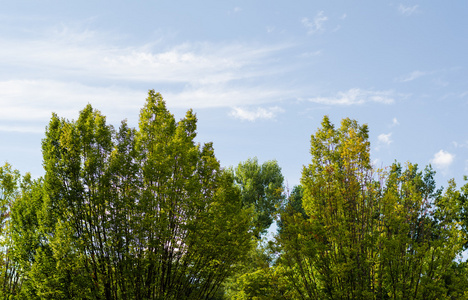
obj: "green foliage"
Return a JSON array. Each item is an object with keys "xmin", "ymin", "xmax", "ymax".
[
  {"xmin": 3, "ymin": 102, "xmax": 468, "ymax": 300},
  {"xmin": 457, "ymin": 176, "xmax": 468, "ymax": 250},
  {"xmin": 277, "ymin": 185, "xmax": 306, "ymax": 235},
  {"xmin": 0, "ymin": 163, "xmax": 24, "ymax": 297},
  {"xmin": 377, "ymin": 165, "xmax": 464, "ymax": 299},
  {"xmin": 277, "ymin": 116, "xmax": 466, "ymax": 299},
  {"xmin": 233, "ymin": 157, "xmax": 284, "ymax": 237},
  {"xmin": 222, "ymin": 242, "xmax": 297, "ymax": 300},
  {"xmin": 13, "ymin": 90, "xmax": 253, "ymax": 299},
  {"xmin": 8, "ymin": 176, "xmax": 45, "ymax": 299}
]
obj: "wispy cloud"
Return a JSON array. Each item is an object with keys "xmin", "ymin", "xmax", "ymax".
[
  {"xmin": 0, "ymin": 25, "xmax": 291, "ymax": 86},
  {"xmin": 301, "ymin": 11, "xmax": 328, "ymax": 35},
  {"xmin": 398, "ymin": 4, "xmax": 419, "ymax": 16},
  {"xmin": 164, "ymin": 85, "xmax": 289, "ymax": 109},
  {"xmin": 307, "ymin": 88, "xmax": 395, "ymax": 105},
  {"xmin": 430, "ymin": 150, "xmax": 455, "ymax": 172},
  {"xmin": 0, "ymin": 79, "xmax": 145, "ymax": 125},
  {"xmin": 375, "ymin": 132, "xmax": 393, "ymax": 151},
  {"xmin": 452, "ymin": 140, "xmax": 468, "ymax": 149},
  {"xmin": 266, "ymin": 26, "xmax": 275, "ymax": 33},
  {"xmin": 0, "ymin": 124, "xmax": 45, "ymax": 134},
  {"xmin": 378, "ymin": 133, "xmax": 393, "ymax": 146},
  {"xmin": 0, "ymin": 25, "xmax": 298, "ymax": 131},
  {"xmin": 432, "ymin": 78, "xmax": 449, "ymax": 88},
  {"xmin": 397, "ymin": 70, "xmax": 428, "ymax": 82},
  {"xmin": 372, "ymin": 158, "xmax": 381, "ymax": 168},
  {"xmin": 391, "ymin": 117, "xmax": 400, "ymax": 127},
  {"xmin": 0, "ymin": 79, "xmax": 293, "ymax": 129},
  {"xmin": 299, "ymin": 50, "xmax": 322, "ymax": 58},
  {"xmin": 229, "ymin": 106, "xmax": 284, "ymax": 121},
  {"xmin": 228, "ymin": 7, "xmax": 242, "ymax": 15}
]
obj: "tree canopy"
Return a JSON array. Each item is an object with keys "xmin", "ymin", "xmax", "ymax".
[
  {"xmin": 275, "ymin": 116, "xmax": 466, "ymax": 299},
  {"xmin": 2, "ymin": 91, "xmax": 254, "ymax": 299},
  {"xmin": 1, "ymin": 95, "xmax": 468, "ymax": 299},
  {"xmin": 233, "ymin": 157, "xmax": 284, "ymax": 237}
]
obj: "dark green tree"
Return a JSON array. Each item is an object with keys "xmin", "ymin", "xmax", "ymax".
[
  {"xmin": 233, "ymin": 158, "xmax": 284, "ymax": 237},
  {"xmin": 277, "ymin": 185, "xmax": 306, "ymax": 235}
]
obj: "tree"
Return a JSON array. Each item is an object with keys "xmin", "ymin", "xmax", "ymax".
[
  {"xmin": 456, "ymin": 176, "xmax": 468, "ymax": 250},
  {"xmin": 0, "ymin": 162, "xmax": 26, "ymax": 297},
  {"xmin": 277, "ymin": 185, "xmax": 306, "ymax": 235},
  {"xmin": 233, "ymin": 158, "xmax": 284, "ymax": 237},
  {"xmin": 7, "ymin": 175, "xmax": 46, "ymax": 300},
  {"xmin": 277, "ymin": 116, "xmax": 466, "ymax": 299},
  {"xmin": 25, "ymin": 90, "xmax": 253, "ymax": 299},
  {"xmin": 221, "ymin": 239, "xmax": 299, "ymax": 300},
  {"xmin": 220, "ymin": 158, "xmax": 284, "ymax": 299}
]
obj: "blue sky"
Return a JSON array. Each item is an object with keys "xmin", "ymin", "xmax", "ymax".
[{"xmin": 1, "ymin": 1, "xmax": 467, "ymax": 190}]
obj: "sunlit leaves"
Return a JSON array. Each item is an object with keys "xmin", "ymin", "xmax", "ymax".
[
  {"xmin": 278, "ymin": 116, "xmax": 466, "ymax": 299},
  {"xmin": 19, "ymin": 90, "xmax": 253, "ymax": 299}
]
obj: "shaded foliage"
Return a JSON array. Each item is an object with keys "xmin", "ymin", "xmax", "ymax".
[{"xmin": 233, "ymin": 158, "xmax": 284, "ymax": 237}]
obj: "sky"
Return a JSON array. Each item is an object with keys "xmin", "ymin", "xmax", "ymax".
[{"xmin": 1, "ymin": 1, "xmax": 467, "ymax": 191}]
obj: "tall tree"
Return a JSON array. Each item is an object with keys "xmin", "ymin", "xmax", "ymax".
[
  {"xmin": 277, "ymin": 185, "xmax": 306, "ymax": 235},
  {"xmin": 277, "ymin": 116, "xmax": 465, "ymax": 299},
  {"xmin": 134, "ymin": 91, "xmax": 253, "ymax": 299},
  {"xmin": 0, "ymin": 162, "xmax": 23, "ymax": 297},
  {"xmin": 377, "ymin": 164, "xmax": 463, "ymax": 299},
  {"xmin": 8, "ymin": 176, "xmax": 46, "ymax": 300},
  {"xmin": 29, "ymin": 90, "xmax": 253, "ymax": 299},
  {"xmin": 234, "ymin": 157, "xmax": 284, "ymax": 237}
]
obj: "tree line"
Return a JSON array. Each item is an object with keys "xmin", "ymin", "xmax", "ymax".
[{"xmin": 1, "ymin": 90, "xmax": 468, "ymax": 299}]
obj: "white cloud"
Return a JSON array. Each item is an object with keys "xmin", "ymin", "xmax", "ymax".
[
  {"xmin": 228, "ymin": 7, "xmax": 242, "ymax": 15},
  {"xmin": 0, "ymin": 26, "xmax": 298, "ymax": 132},
  {"xmin": 0, "ymin": 125, "xmax": 45, "ymax": 134},
  {"xmin": 452, "ymin": 140, "xmax": 468, "ymax": 149},
  {"xmin": 229, "ymin": 106, "xmax": 284, "ymax": 121},
  {"xmin": 372, "ymin": 158, "xmax": 382, "ymax": 168},
  {"xmin": 301, "ymin": 11, "xmax": 328, "ymax": 35},
  {"xmin": 0, "ymin": 79, "xmax": 145, "ymax": 127},
  {"xmin": 299, "ymin": 50, "xmax": 322, "ymax": 58},
  {"xmin": 0, "ymin": 79, "xmax": 292, "ymax": 133},
  {"xmin": 433, "ymin": 78, "xmax": 449, "ymax": 87},
  {"xmin": 378, "ymin": 133, "xmax": 393, "ymax": 145},
  {"xmin": 391, "ymin": 117, "xmax": 400, "ymax": 127},
  {"xmin": 332, "ymin": 25, "xmax": 342, "ymax": 32},
  {"xmin": 398, "ymin": 4, "xmax": 419, "ymax": 16},
  {"xmin": 266, "ymin": 26, "xmax": 275, "ymax": 33},
  {"xmin": 397, "ymin": 70, "xmax": 427, "ymax": 82},
  {"xmin": 0, "ymin": 26, "xmax": 291, "ymax": 86},
  {"xmin": 307, "ymin": 88, "xmax": 395, "ymax": 105},
  {"xmin": 430, "ymin": 150, "xmax": 455, "ymax": 171},
  {"xmin": 164, "ymin": 85, "xmax": 289, "ymax": 109}
]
